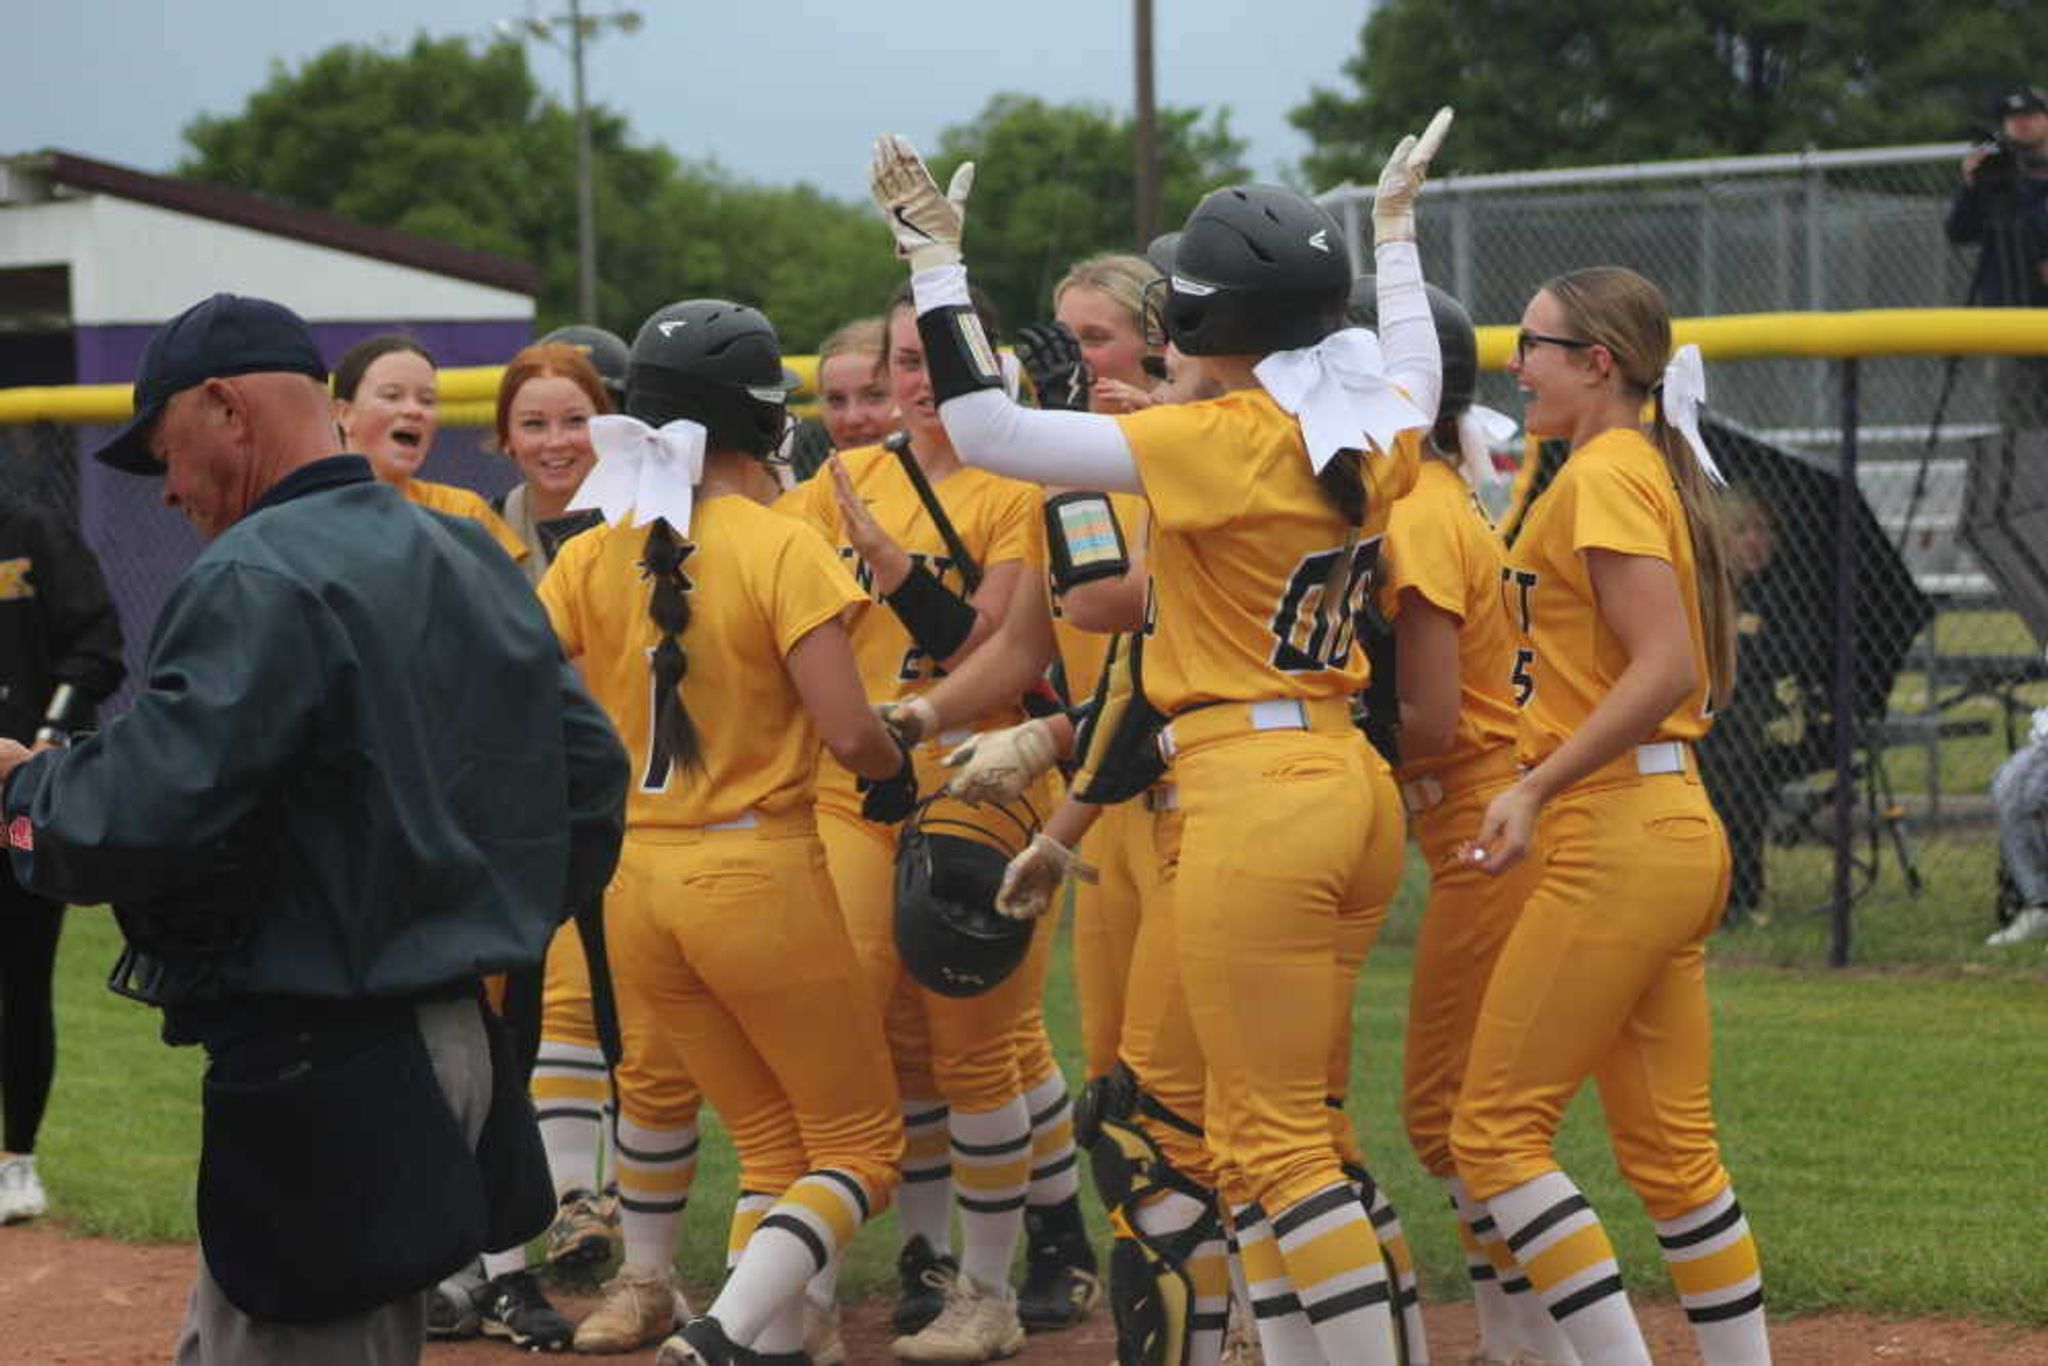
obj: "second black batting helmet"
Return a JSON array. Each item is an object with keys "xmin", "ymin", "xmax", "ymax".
[
  {"xmin": 894, "ymin": 797, "xmax": 1041, "ymax": 999},
  {"xmin": 1164, "ymin": 185, "xmax": 1351, "ymax": 357},
  {"xmin": 539, "ymin": 324, "xmax": 630, "ymax": 404},
  {"xmin": 626, "ymin": 300, "xmax": 794, "ymax": 456},
  {"xmin": 1346, "ymin": 275, "xmax": 1479, "ymax": 421}
]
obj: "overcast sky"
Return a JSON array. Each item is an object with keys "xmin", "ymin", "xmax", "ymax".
[{"xmin": 6, "ymin": 0, "xmax": 1373, "ymax": 202}]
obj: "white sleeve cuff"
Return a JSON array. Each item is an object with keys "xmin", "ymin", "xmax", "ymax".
[{"xmin": 911, "ymin": 263, "xmax": 973, "ymax": 314}]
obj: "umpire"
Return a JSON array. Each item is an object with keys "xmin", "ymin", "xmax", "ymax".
[{"xmin": 0, "ymin": 294, "xmax": 630, "ymax": 1365}]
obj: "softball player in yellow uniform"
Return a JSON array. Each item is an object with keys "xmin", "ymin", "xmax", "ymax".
[
  {"xmin": 1453, "ymin": 267, "xmax": 1769, "ymax": 1365},
  {"xmin": 331, "ymin": 334, "xmax": 529, "ymax": 565},
  {"xmin": 868, "ymin": 111, "xmax": 1451, "ymax": 1365},
  {"xmin": 540, "ymin": 300, "xmax": 911, "ymax": 1366},
  {"xmin": 780, "ymin": 287, "xmax": 1064, "ymax": 1361}
]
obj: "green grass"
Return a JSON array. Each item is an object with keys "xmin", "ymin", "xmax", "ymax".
[{"xmin": 36, "ymin": 900, "xmax": 2048, "ymax": 1324}]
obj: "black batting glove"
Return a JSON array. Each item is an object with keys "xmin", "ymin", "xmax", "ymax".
[
  {"xmin": 858, "ymin": 745, "xmax": 920, "ymax": 824},
  {"xmin": 1016, "ymin": 320, "xmax": 1091, "ymax": 411}
]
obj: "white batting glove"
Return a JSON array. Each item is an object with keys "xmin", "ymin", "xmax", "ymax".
[
  {"xmin": 1372, "ymin": 106, "xmax": 1454, "ymax": 244},
  {"xmin": 869, "ymin": 134, "xmax": 974, "ymax": 272},
  {"xmin": 878, "ymin": 697, "xmax": 938, "ymax": 748},
  {"xmin": 942, "ymin": 717, "xmax": 1058, "ymax": 805},
  {"xmin": 995, "ymin": 832, "xmax": 1098, "ymax": 920}
]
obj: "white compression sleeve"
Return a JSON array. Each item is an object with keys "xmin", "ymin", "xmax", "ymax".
[
  {"xmin": 1373, "ymin": 240, "xmax": 1444, "ymax": 425},
  {"xmin": 910, "ymin": 265, "xmax": 1144, "ymax": 493}
]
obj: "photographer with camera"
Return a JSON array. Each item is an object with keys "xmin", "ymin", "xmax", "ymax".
[{"xmin": 1947, "ymin": 84, "xmax": 2048, "ymax": 429}]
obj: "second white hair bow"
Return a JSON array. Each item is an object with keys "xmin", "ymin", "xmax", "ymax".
[
  {"xmin": 1454, "ymin": 403, "xmax": 1519, "ymax": 492},
  {"xmin": 1254, "ymin": 327, "xmax": 1431, "ymax": 474},
  {"xmin": 1659, "ymin": 344, "xmax": 1725, "ymax": 487},
  {"xmin": 570, "ymin": 414, "xmax": 709, "ymax": 532}
]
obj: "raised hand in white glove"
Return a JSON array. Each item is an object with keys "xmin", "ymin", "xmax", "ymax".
[
  {"xmin": 995, "ymin": 832, "xmax": 1098, "ymax": 920},
  {"xmin": 869, "ymin": 134, "xmax": 975, "ymax": 273},
  {"xmin": 878, "ymin": 697, "xmax": 938, "ymax": 748},
  {"xmin": 942, "ymin": 717, "xmax": 1059, "ymax": 805},
  {"xmin": 1372, "ymin": 106, "xmax": 1454, "ymax": 244}
]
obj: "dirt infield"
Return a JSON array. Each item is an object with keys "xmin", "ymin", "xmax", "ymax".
[{"xmin": 8, "ymin": 1224, "xmax": 2047, "ymax": 1364}]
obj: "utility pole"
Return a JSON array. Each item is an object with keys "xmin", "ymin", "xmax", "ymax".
[
  {"xmin": 570, "ymin": 0, "xmax": 596, "ymax": 321},
  {"xmin": 1134, "ymin": 0, "xmax": 1161, "ymax": 245},
  {"xmin": 502, "ymin": 4, "xmax": 643, "ymax": 322}
]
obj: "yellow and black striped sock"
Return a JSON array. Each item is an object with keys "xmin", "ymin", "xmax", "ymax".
[
  {"xmin": 1655, "ymin": 1185, "xmax": 1768, "ymax": 1364},
  {"xmin": 614, "ymin": 1115, "xmax": 698, "ymax": 1272},
  {"xmin": 1269, "ymin": 1184, "xmax": 1400, "ymax": 1365},
  {"xmin": 897, "ymin": 1097, "xmax": 953, "ymax": 1256},
  {"xmin": 709, "ymin": 1169, "xmax": 875, "ymax": 1350},
  {"xmin": 951, "ymin": 1097, "xmax": 1032, "ymax": 1292},
  {"xmin": 1227, "ymin": 1202, "xmax": 1325, "ymax": 1363},
  {"xmin": 1487, "ymin": 1171, "xmax": 1648, "ymax": 1365}
]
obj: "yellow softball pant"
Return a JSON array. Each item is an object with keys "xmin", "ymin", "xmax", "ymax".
[
  {"xmin": 1400, "ymin": 748, "xmax": 1542, "ymax": 1178},
  {"xmin": 816, "ymin": 763, "xmax": 1062, "ymax": 1113},
  {"xmin": 1171, "ymin": 720, "xmax": 1403, "ymax": 1214},
  {"xmin": 606, "ymin": 819, "xmax": 903, "ymax": 1202},
  {"xmin": 1072, "ymin": 796, "xmax": 1153, "ymax": 1082},
  {"xmin": 1450, "ymin": 767, "xmax": 1734, "ymax": 1219}
]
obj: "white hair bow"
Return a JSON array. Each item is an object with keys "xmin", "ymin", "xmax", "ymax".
[
  {"xmin": 570, "ymin": 414, "xmax": 708, "ymax": 532},
  {"xmin": 1659, "ymin": 344, "xmax": 1725, "ymax": 487},
  {"xmin": 1254, "ymin": 327, "xmax": 1430, "ymax": 474},
  {"xmin": 1453, "ymin": 403, "xmax": 1518, "ymax": 492}
]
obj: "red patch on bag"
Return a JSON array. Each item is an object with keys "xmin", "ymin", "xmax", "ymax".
[{"xmin": 7, "ymin": 816, "xmax": 31, "ymax": 851}]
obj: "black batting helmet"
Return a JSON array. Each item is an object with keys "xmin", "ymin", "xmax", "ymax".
[
  {"xmin": 1345, "ymin": 275, "xmax": 1479, "ymax": 420},
  {"xmin": 1163, "ymin": 185, "xmax": 1351, "ymax": 357},
  {"xmin": 539, "ymin": 324, "xmax": 630, "ymax": 404},
  {"xmin": 626, "ymin": 301, "xmax": 793, "ymax": 457},
  {"xmin": 894, "ymin": 796, "xmax": 1041, "ymax": 999}
]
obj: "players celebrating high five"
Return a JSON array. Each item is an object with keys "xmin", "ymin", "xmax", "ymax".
[{"xmin": 865, "ymin": 110, "xmax": 1450, "ymax": 1364}]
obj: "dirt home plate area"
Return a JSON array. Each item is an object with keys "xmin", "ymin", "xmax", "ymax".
[{"xmin": 6, "ymin": 1226, "xmax": 2047, "ymax": 1365}]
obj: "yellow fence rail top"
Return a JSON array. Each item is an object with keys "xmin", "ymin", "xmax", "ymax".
[{"xmin": 3, "ymin": 311, "xmax": 2042, "ymax": 427}]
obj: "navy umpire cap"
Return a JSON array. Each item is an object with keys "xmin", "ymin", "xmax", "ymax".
[{"xmin": 93, "ymin": 293, "xmax": 328, "ymax": 475}]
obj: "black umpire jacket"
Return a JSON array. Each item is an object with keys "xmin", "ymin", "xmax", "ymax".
[
  {"xmin": 2, "ymin": 457, "xmax": 629, "ymax": 1012},
  {"xmin": 0, "ymin": 496, "xmax": 125, "ymax": 747}
]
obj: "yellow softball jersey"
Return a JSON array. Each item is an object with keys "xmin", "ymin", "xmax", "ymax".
[
  {"xmin": 539, "ymin": 494, "xmax": 866, "ymax": 829},
  {"xmin": 1115, "ymin": 389, "xmax": 1420, "ymax": 715},
  {"xmin": 405, "ymin": 478, "xmax": 530, "ymax": 565},
  {"xmin": 1502, "ymin": 426, "xmax": 1714, "ymax": 766},
  {"xmin": 1379, "ymin": 458, "xmax": 1520, "ymax": 778},
  {"xmin": 777, "ymin": 443, "xmax": 1043, "ymax": 787},
  {"xmin": 1050, "ymin": 491, "xmax": 1148, "ymax": 703}
]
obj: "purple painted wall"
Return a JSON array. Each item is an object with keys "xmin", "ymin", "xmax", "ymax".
[{"xmin": 73, "ymin": 316, "xmax": 532, "ymax": 709}]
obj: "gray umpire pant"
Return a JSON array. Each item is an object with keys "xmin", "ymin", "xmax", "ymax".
[{"xmin": 172, "ymin": 997, "xmax": 493, "ymax": 1366}]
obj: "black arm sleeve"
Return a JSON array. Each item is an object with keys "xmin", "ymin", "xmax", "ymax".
[{"xmin": 885, "ymin": 562, "xmax": 978, "ymax": 662}]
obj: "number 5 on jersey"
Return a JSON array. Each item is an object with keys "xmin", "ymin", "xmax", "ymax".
[{"xmin": 1502, "ymin": 567, "xmax": 1538, "ymax": 706}]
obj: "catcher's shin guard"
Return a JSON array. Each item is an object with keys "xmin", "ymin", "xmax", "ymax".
[{"xmin": 1087, "ymin": 1072, "xmax": 1217, "ymax": 1366}]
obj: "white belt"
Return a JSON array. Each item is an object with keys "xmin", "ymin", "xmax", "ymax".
[
  {"xmin": 705, "ymin": 809, "xmax": 760, "ymax": 831},
  {"xmin": 1635, "ymin": 740, "xmax": 1685, "ymax": 775},
  {"xmin": 1157, "ymin": 698, "xmax": 1310, "ymax": 761}
]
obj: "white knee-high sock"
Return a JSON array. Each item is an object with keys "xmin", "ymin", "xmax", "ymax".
[
  {"xmin": 898, "ymin": 1096, "xmax": 954, "ymax": 1256},
  {"xmin": 949, "ymin": 1096, "xmax": 1032, "ymax": 1293},
  {"xmin": 1485, "ymin": 1171, "xmax": 1648, "ymax": 1366},
  {"xmin": 614, "ymin": 1116, "xmax": 698, "ymax": 1273}
]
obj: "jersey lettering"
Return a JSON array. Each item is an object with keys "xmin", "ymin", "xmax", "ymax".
[
  {"xmin": 1269, "ymin": 538, "xmax": 1382, "ymax": 673},
  {"xmin": 1501, "ymin": 568, "xmax": 1539, "ymax": 706}
]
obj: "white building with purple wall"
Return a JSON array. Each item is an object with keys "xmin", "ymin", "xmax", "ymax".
[{"xmin": 0, "ymin": 150, "xmax": 537, "ymax": 700}]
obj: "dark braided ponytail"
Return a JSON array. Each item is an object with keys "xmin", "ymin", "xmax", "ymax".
[
  {"xmin": 640, "ymin": 517, "xmax": 704, "ymax": 779},
  {"xmin": 1316, "ymin": 448, "xmax": 1369, "ymax": 527}
]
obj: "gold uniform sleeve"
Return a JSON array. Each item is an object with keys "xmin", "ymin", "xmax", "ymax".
[
  {"xmin": 1382, "ymin": 466, "xmax": 1470, "ymax": 623},
  {"xmin": 1116, "ymin": 399, "xmax": 1266, "ymax": 533},
  {"xmin": 1571, "ymin": 449, "xmax": 1676, "ymax": 563},
  {"xmin": 764, "ymin": 520, "xmax": 868, "ymax": 657},
  {"xmin": 537, "ymin": 522, "xmax": 606, "ymax": 657}
]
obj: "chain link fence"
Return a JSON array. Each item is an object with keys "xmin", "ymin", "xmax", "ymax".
[{"xmin": 1321, "ymin": 144, "xmax": 2048, "ymax": 960}]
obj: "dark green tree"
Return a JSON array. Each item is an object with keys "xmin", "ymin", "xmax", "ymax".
[
  {"xmin": 1291, "ymin": 1, "xmax": 2048, "ymax": 183},
  {"xmin": 926, "ymin": 94, "xmax": 1249, "ymax": 330},
  {"xmin": 178, "ymin": 36, "xmax": 900, "ymax": 347}
]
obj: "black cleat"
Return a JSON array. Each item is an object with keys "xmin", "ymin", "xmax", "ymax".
[
  {"xmin": 892, "ymin": 1233, "xmax": 961, "ymax": 1336},
  {"xmin": 479, "ymin": 1269, "xmax": 575, "ymax": 1352},
  {"xmin": 1017, "ymin": 1199, "xmax": 1103, "ymax": 1332}
]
